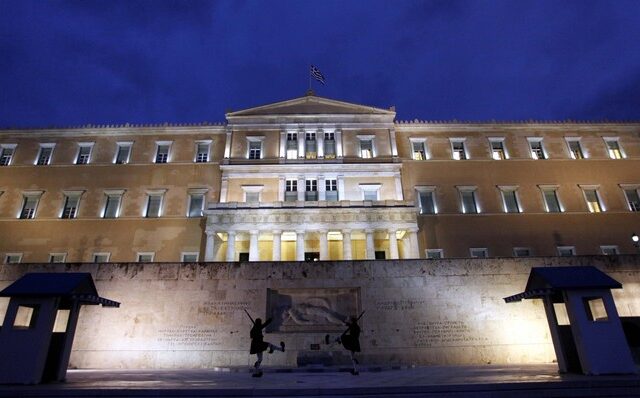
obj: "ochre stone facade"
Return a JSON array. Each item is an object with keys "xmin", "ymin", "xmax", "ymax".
[{"xmin": 0, "ymin": 93, "xmax": 639, "ymax": 262}]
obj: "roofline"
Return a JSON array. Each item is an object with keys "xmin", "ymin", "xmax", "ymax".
[{"xmin": 226, "ymin": 94, "xmax": 396, "ymax": 117}]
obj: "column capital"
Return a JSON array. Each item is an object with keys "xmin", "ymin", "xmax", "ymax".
[
  {"xmin": 408, "ymin": 227, "xmax": 419, "ymax": 233},
  {"xmin": 365, "ymin": 228, "xmax": 375, "ymax": 234},
  {"xmin": 318, "ymin": 229, "xmax": 328, "ymax": 234},
  {"xmin": 227, "ymin": 231, "xmax": 236, "ymax": 236},
  {"xmin": 272, "ymin": 229, "xmax": 282, "ymax": 235},
  {"xmin": 342, "ymin": 229, "xmax": 352, "ymax": 234},
  {"xmin": 249, "ymin": 230, "xmax": 259, "ymax": 236},
  {"xmin": 296, "ymin": 230, "xmax": 306, "ymax": 235},
  {"xmin": 388, "ymin": 228, "xmax": 398, "ymax": 233}
]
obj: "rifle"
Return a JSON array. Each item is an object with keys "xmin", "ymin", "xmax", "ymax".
[
  {"xmin": 340, "ymin": 310, "xmax": 365, "ymax": 338},
  {"xmin": 243, "ymin": 309, "xmax": 255, "ymax": 324}
]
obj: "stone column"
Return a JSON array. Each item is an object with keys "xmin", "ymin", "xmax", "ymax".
[
  {"xmin": 394, "ymin": 172, "xmax": 404, "ymax": 200},
  {"xmin": 225, "ymin": 231, "xmax": 236, "ymax": 262},
  {"xmin": 298, "ymin": 130, "xmax": 305, "ymax": 159},
  {"xmin": 249, "ymin": 231, "xmax": 259, "ymax": 261},
  {"xmin": 219, "ymin": 177, "xmax": 228, "ymax": 203},
  {"xmin": 408, "ymin": 228, "xmax": 420, "ymax": 259},
  {"xmin": 278, "ymin": 176, "xmax": 285, "ymax": 202},
  {"xmin": 272, "ymin": 230, "xmax": 282, "ymax": 261},
  {"xmin": 319, "ymin": 230, "xmax": 329, "ymax": 260},
  {"xmin": 297, "ymin": 175, "xmax": 305, "ymax": 201},
  {"xmin": 205, "ymin": 231, "xmax": 216, "ymax": 261},
  {"xmin": 389, "ymin": 128, "xmax": 398, "ymax": 158},
  {"xmin": 365, "ymin": 229, "xmax": 375, "ymax": 260},
  {"xmin": 336, "ymin": 129, "xmax": 343, "ymax": 158},
  {"xmin": 388, "ymin": 229, "xmax": 399, "ymax": 259},
  {"xmin": 318, "ymin": 175, "xmax": 326, "ymax": 201},
  {"xmin": 342, "ymin": 229, "xmax": 352, "ymax": 260},
  {"xmin": 223, "ymin": 130, "xmax": 232, "ymax": 159},
  {"xmin": 296, "ymin": 230, "xmax": 305, "ymax": 261},
  {"xmin": 279, "ymin": 131, "xmax": 286, "ymax": 160},
  {"xmin": 317, "ymin": 130, "xmax": 324, "ymax": 158},
  {"xmin": 337, "ymin": 175, "xmax": 345, "ymax": 201}
]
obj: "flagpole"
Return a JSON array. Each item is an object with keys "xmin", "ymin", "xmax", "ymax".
[{"xmin": 308, "ymin": 65, "xmax": 312, "ymax": 92}]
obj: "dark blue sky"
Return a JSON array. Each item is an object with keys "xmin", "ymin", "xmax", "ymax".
[{"xmin": 1, "ymin": 0, "xmax": 640, "ymax": 127}]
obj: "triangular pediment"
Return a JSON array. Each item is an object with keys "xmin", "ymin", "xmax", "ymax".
[{"xmin": 227, "ymin": 94, "xmax": 394, "ymax": 117}]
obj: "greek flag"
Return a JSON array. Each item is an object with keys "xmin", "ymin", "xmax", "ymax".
[{"xmin": 310, "ymin": 65, "xmax": 325, "ymax": 85}]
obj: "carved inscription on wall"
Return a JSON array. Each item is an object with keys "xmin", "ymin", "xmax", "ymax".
[
  {"xmin": 375, "ymin": 299, "xmax": 426, "ymax": 311},
  {"xmin": 157, "ymin": 325, "xmax": 221, "ymax": 348},
  {"xmin": 197, "ymin": 301, "xmax": 250, "ymax": 316},
  {"xmin": 413, "ymin": 321, "xmax": 488, "ymax": 347}
]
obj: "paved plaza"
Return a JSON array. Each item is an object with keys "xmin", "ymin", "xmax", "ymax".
[{"xmin": 1, "ymin": 364, "xmax": 639, "ymax": 397}]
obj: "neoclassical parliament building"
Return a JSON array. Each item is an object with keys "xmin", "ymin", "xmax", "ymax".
[{"xmin": 1, "ymin": 93, "xmax": 639, "ymax": 264}]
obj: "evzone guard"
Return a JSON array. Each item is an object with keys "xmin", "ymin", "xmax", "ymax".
[
  {"xmin": 245, "ymin": 310, "xmax": 285, "ymax": 377},
  {"xmin": 326, "ymin": 312, "xmax": 364, "ymax": 375}
]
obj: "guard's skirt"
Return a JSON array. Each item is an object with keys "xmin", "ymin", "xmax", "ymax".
[
  {"xmin": 250, "ymin": 340, "xmax": 270, "ymax": 355},
  {"xmin": 342, "ymin": 335, "xmax": 361, "ymax": 353}
]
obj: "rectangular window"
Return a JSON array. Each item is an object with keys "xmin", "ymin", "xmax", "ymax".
[
  {"xmin": 181, "ymin": 252, "xmax": 199, "ymax": 262},
  {"xmin": 566, "ymin": 138, "xmax": 584, "ymax": 159},
  {"xmin": 103, "ymin": 193, "xmax": 123, "ymax": 218},
  {"xmin": 4, "ymin": 253, "xmax": 22, "ymax": 264},
  {"xmin": 49, "ymin": 253, "xmax": 66, "ymax": 263},
  {"xmin": 155, "ymin": 143, "xmax": 170, "ymax": 163},
  {"xmin": 92, "ymin": 253, "xmax": 110, "ymax": 262},
  {"xmin": 248, "ymin": 141, "xmax": 262, "ymax": 160},
  {"xmin": 363, "ymin": 190, "xmax": 378, "ymax": 201},
  {"xmin": 76, "ymin": 144, "xmax": 93, "ymax": 164},
  {"xmin": 360, "ymin": 139, "xmax": 374, "ymax": 159},
  {"xmin": 305, "ymin": 132, "xmax": 317, "ymax": 159},
  {"xmin": 0, "ymin": 145, "xmax": 16, "ymax": 166},
  {"xmin": 286, "ymin": 133, "xmax": 298, "ymax": 159},
  {"xmin": 61, "ymin": 194, "xmax": 80, "ymax": 219},
  {"xmin": 145, "ymin": 194, "xmax": 163, "ymax": 218},
  {"xmin": 541, "ymin": 188, "xmax": 562, "ymax": 213},
  {"xmin": 195, "ymin": 142, "xmax": 210, "ymax": 163},
  {"xmin": 426, "ymin": 249, "xmax": 443, "ymax": 259},
  {"xmin": 36, "ymin": 145, "xmax": 54, "ymax": 165},
  {"xmin": 459, "ymin": 189, "xmax": 478, "ymax": 214},
  {"xmin": 115, "ymin": 142, "xmax": 132, "ymax": 164},
  {"xmin": 470, "ymin": 248, "xmax": 488, "ymax": 258},
  {"xmin": 360, "ymin": 184, "xmax": 381, "ymax": 201},
  {"xmin": 411, "ymin": 141, "xmax": 426, "ymax": 160},
  {"xmin": 137, "ymin": 252, "xmax": 154, "ymax": 262},
  {"xmin": 325, "ymin": 179, "xmax": 338, "ymax": 201},
  {"xmin": 188, "ymin": 193, "xmax": 205, "ymax": 217},
  {"xmin": 582, "ymin": 188, "xmax": 603, "ymax": 213},
  {"xmin": 584, "ymin": 297, "xmax": 608, "ymax": 322},
  {"xmin": 623, "ymin": 188, "xmax": 640, "ymax": 212},
  {"xmin": 557, "ymin": 246, "xmax": 576, "ymax": 256},
  {"xmin": 499, "ymin": 188, "xmax": 520, "ymax": 213},
  {"xmin": 489, "ymin": 139, "xmax": 507, "ymax": 160},
  {"xmin": 513, "ymin": 247, "xmax": 532, "ymax": 257},
  {"xmin": 245, "ymin": 192, "xmax": 259, "ymax": 202},
  {"xmin": 600, "ymin": 245, "xmax": 619, "ymax": 255},
  {"xmin": 451, "ymin": 140, "xmax": 467, "ymax": 160},
  {"xmin": 20, "ymin": 195, "xmax": 41, "ymax": 219},
  {"xmin": 528, "ymin": 138, "xmax": 546, "ymax": 159},
  {"xmin": 417, "ymin": 188, "xmax": 436, "ymax": 214},
  {"xmin": 13, "ymin": 305, "xmax": 38, "ymax": 329},
  {"xmin": 324, "ymin": 132, "xmax": 336, "ymax": 159},
  {"xmin": 285, "ymin": 179, "xmax": 298, "ymax": 202},
  {"xmin": 305, "ymin": 179, "xmax": 318, "ymax": 201},
  {"xmin": 604, "ymin": 138, "xmax": 625, "ymax": 159}
]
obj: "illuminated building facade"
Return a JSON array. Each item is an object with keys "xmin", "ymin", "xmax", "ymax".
[{"xmin": 1, "ymin": 93, "xmax": 639, "ymax": 264}]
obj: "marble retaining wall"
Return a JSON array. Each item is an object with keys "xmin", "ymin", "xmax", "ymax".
[{"xmin": 0, "ymin": 255, "xmax": 639, "ymax": 369}]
